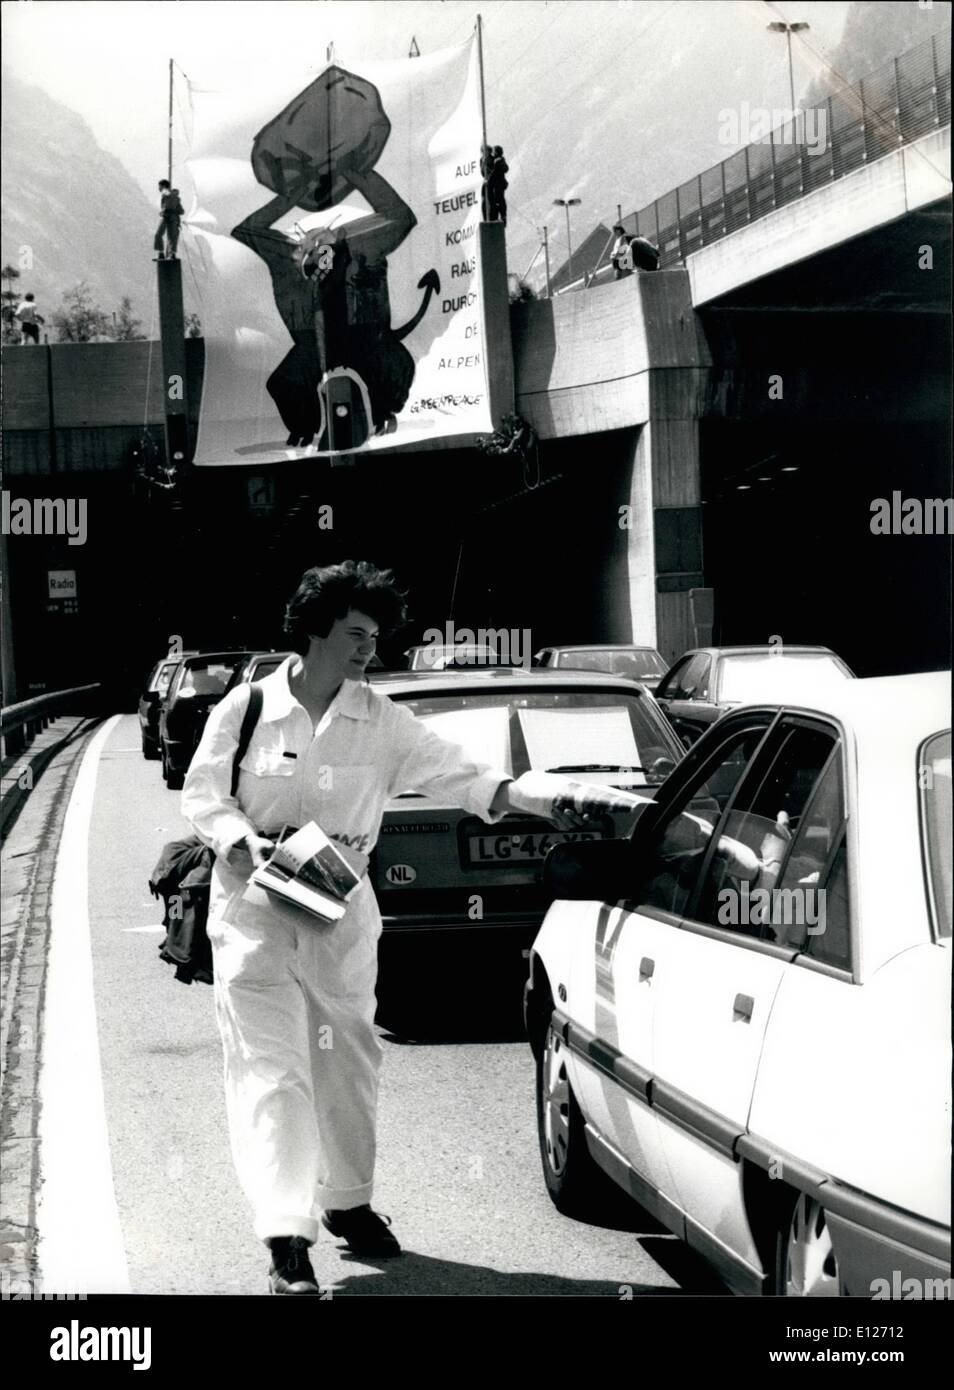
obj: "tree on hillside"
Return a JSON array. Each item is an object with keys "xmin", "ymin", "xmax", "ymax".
[
  {"xmin": 1, "ymin": 265, "xmax": 21, "ymax": 344},
  {"xmin": 112, "ymin": 296, "xmax": 145, "ymax": 340},
  {"xmin": 52, "ymin": 281, "xmax": 111, "ymax": 342}
]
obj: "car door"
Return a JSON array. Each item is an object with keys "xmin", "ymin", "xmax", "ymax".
[
  {"xmin": 576, "ymin": 715, "xmax": 777, "ymax": 1215},
  {"xmin": 649, "ymin": 717, "xmax": 841, "ymax": 1283},
  {"xmin": 655, "ymin": 653, "xmax": 715, "ymax": 746}
]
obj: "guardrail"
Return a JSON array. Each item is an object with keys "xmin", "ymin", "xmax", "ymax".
[
  {"xmin": 570, "ymin": 32, "xmax": 951, "ymax": 291},
  {"xmin": 1, "ymin": 684, "xmax": 102, "ymax": 758}
]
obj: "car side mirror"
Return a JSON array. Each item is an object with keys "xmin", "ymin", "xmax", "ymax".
[
  {"xmin": 143, "ymin": 690, "xmax": 160, "ymax": 705},
  {"xmin": 544, "ymin": 802, "xmax": 661, "ymax": 902}
]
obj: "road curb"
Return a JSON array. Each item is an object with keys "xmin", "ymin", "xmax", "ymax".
[{"xmin": 0, "ymin": 722, "xmax": 102, "ymax": 1296}]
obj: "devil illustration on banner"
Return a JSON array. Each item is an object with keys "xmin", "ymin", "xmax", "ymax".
[{"xmin": 232, "ymin": 66, "xmax": 440, "ymax": 452}]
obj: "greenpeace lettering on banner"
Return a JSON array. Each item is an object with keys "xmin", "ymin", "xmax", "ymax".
[{"xmin": 186, "ymin": 37, "xmax": 492, "ymax": 465}]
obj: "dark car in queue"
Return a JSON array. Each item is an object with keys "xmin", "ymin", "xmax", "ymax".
[
  {"xmin": 138, "ymin": 653, "xmax": 197, "ymax": 759},
  {"xmin": 159, "ymin": 651, "xmax": 255, "ymax": 789},
  {"xmin": 533, "ymin": 644, "xmax": 668, "ymax": 692},
  {"xmin": 654, "ymin": 645, "xmax": 854, "ymax": 747},
  {"xmin": 370, "ymin": 668, "xmax": 684, "ymax": 1030}
]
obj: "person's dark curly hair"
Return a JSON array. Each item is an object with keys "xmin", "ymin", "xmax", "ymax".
[{"xmin": 283, "ymin": 561, "xmax": 408, "ymax": 654}]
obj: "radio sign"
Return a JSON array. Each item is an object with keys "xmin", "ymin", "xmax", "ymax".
[{"xmin": 48, "ymin": 570, "xmax": 78, "ymax": 600}]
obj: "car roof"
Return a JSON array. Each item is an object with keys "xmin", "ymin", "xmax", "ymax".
[
  {"xmin": 172, "ymin": 651, "xmax": 256, "ymax": 676},
  {"xmin": 543, "ymin": 644, "xmax": 661, "ymax": 653},
  {"xmin": 677, "ymin": 645, "xmax": 840, "ymax": 659},
  {"xmin": 723, "ymin": 670, "xmax": 950, "ymax": 743},
  {"xmin": 371, "ymin": 667, "xmax": 659, "ymax": 695}
]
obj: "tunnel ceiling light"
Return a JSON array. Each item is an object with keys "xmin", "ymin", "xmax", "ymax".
[
  {"xmin": 736, "ymin": 484, "xmax": 751, "ymax": 490},
  {"xmin": 781, "ymin": 465, "xmax": 799, "ymax": 472}
]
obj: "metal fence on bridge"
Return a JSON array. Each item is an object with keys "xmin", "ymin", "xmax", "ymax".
[{"xmin": 586, "ymin": 32, "xmax": 951, "ymax": 284}]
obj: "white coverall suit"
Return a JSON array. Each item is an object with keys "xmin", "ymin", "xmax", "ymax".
[{"xmin": 181, "ymin": 658, "xmax": 508, "ymax": 1244}]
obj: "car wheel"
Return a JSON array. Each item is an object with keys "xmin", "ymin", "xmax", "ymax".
[
  {"xmin": 536, "ymin": 1021, "xmax": 621, "ymax": 1220},
  {"xmin": 165, "ymin": 757, "xmax": 185, "ymax": 791},
  {"xmin": 142, "ymin": 732, "xmax": 160, "ymax": 760},
  {"xmin": 774, "ymin": 1192, "xmax": 841, "ymax": 1296},
  {"xmin": 160, "ymin": 744, "xmax": 169, "ymax": 785}
]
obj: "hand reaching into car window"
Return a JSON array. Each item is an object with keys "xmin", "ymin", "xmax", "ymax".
[{"xmin": 494, "ymin": 771, "xmax": 654, "ymax": 829}]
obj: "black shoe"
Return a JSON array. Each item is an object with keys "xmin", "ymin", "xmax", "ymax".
[
  {"xmin": 268, "ymin": 1235, "xmax": 320, "ymax": 1295},
  {"xmin": 321, "ymin": 1205, "xmax": 402, "ymax": 1257}
]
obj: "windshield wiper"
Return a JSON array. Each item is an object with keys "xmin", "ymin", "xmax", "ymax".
[{"xmin": 545, "ymin": 764, "xmax": 647, "ymax": 774}]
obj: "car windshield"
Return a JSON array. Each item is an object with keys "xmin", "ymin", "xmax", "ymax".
[
  {"xmin": 397, "ymin": 690, "xmax": 678, "ymax": 787},
  {"xmin": 719, "ymin": 653, "xmax": 851, "ymax": 703},
  {"xmin": 557, "ymin": 649, "xmax": 666, "ymax": 678},
  {"xmin": 179, "ymin": 661, "xmax": 239, "ymax": 696},
  {"xmin": 920, "ymin": 731, "xmax": 952, "ymax": 939}
]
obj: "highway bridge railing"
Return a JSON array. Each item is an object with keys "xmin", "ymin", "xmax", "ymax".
[
  {"xmin": 1, "ymin": 684, "xmax": 103, "ymax": 759},
  {"xmin": 567, "ymin": 32, "xmax": 951, "ymax": 292}
]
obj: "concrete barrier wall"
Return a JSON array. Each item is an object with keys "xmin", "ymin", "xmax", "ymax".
[{"xmin": 511, "ymin": 269, "xmax": 709, "ymax": 439}]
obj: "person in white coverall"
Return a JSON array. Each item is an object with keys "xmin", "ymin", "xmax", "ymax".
[{"xmin": 182, "ymin": 560, "xmax": 637, "ymax": 1294}]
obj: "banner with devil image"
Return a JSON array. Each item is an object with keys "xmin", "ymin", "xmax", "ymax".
[{"xmin": 184, "ymin": 37, "xmax": 491, "ymax": 464}]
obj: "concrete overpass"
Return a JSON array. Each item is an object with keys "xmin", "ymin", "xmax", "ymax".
[{"xmin": 2, "ymin": 35, "xmax": 950, "ymax": 698}]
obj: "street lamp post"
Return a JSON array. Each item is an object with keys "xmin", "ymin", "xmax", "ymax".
[
  {"xmin": 553, "ymin": 197, "xmax": 581, "ymax": 288},
  {"xmin": 768, "ymin": 20, "xmax": 810, "ymax": 117}
]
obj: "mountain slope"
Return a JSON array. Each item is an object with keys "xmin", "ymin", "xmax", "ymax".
[{"xmin": 1, "ymin": 71, "xmax": 157, "ymax": 328}]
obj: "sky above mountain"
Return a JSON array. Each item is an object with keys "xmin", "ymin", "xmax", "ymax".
[{"xmin": 3, "ymin": 0, "xmax": 948, "ymax": 299}]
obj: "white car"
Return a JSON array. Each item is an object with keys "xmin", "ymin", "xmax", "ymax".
[{"xmin": 525, "ymin": 671, "xmax": 951, "ymax": 1296}]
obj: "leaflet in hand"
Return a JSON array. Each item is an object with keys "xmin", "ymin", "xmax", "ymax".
[{"xmin": 250, "ymin": 821, "xmax": 367, "ymax": 922}]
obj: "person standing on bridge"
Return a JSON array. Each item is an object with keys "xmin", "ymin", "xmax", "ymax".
[{"xmin": 181, "ymin": 560, "xmax": 639, "ymax": 1293}]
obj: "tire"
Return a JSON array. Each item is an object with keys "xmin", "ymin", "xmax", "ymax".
[
  {"xmin": 772, "ymin": 1191, "xmax": 842, "ymax": 1296},
  {"xmin": 161, "ymin": 743, "xmax": 185, "ymax": 790},
  {"xmin": 142, "ymin": 731, "xmax": 160, "ymax": 760},
  {"xmin": 536, "ymin": 1020, "xmax": 623, "ymax": 1220}
]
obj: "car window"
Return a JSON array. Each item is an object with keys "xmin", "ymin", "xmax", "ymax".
[
  {"xmin": 156, "ymin": 661, "xmax": 178, "ymax": 696},
  {"xmin": 611, "ymin": 650, "xmax": 667, "ymax": 679},
  {"xmin": 691, "ymin": 724, "xmax": 839, "ymax": 943},
  {"xmin": 179, "ymin": 662, "xmax": 238, "ymax": 696},
  {"xmin": 625, "ymin": 724, "xmax": 771, "ymax": 919},
  {"xmin": 402, "ymin": 690, "xmax": 679, "ymax": 789},
  {"xmin": 676, "ymin": 653, "xmax": 711, "ymax": 700},
  {"xmin": 718, "ymin": 653, "xmax": 850, "ymax": 703},
  {"xmin": 657, "ymin": 656, "xmax": 691, "ymax": 700},
  {"xmin": 920, "ymin": 731, "xmax": 952, "ymax": 940},
  {"xmin": 251, "ymin": 659, "xmax": 283, "ymax": 681}
]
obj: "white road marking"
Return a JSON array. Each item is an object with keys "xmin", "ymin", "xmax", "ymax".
[
  {"xmin": 36, "ymin": 715, "xmax": 131, "ymax": 1295},
  {"xmin": 124, "ymin": 925, "xmax": 166, "ymax": 933}
]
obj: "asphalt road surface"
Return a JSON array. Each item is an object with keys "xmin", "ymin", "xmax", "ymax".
[{"xmin": 42, "ymin": 715, "xmax": 727, "ymax": 1297}]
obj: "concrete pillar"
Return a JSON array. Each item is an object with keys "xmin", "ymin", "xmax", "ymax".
[
  {"xmin": 157, "ymin": 258, "xmax": 189, "ymax": 466},
  {"xmin": 0, "ymin": 527, "xmax": 16, "ymax": 705},
  {"xmin": 626, "ymin": 400, "xmax": 704, "ymax": 664},
  {"xmin": 478, "ymin": 221, "xmax": 515, "ymax": 428}
]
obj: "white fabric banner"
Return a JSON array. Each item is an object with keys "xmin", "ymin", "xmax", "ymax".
[{"xmin": 184, "ymin": 37, "xmax": 492, "ymax": 465}]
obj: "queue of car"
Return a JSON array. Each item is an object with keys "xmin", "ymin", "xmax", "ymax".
[{"xmin": 137, "ymin": 637, "xmax": 950, "ymax": 1297}]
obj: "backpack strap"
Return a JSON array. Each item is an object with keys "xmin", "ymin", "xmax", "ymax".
[{"xmin": 230, "ymin": 683, "xmax": 264, "ymax": 798}]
